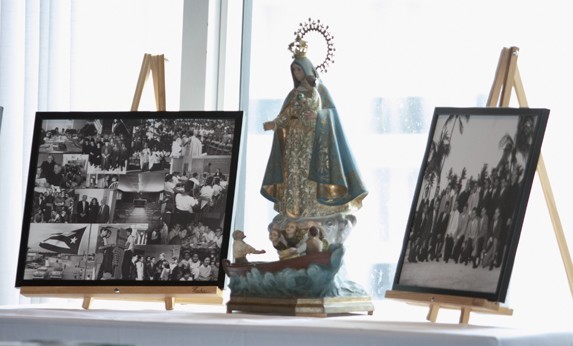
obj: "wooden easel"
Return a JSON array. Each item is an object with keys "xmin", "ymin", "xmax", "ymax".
[
  {"xmin": 486, "ymin": 47, "xmax": 572, "ymax": 298},
  {"xmin": 21, "ymin": 54, "xmax": 224, "ymax": 310},
  {"xmin": 130, "ymin": 53, "xmax": 167, "ymax": 111},
  {"xmin": 385, "ymin": 46, "xmax": 573, "ymax": 324}
]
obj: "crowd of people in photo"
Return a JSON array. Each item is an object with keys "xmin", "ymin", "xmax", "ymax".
[
  {"xmin": 39, "ymin": 127, "xmax": 80, "ymax": 152},
  {"xmin": 131, "ymin": 142, "xmax": 171, "ymax": 172},
  {"xmin": 166, "ymin": 222, "xmax": 223, "ymax": 250},
  {"xmin": 407, "ymin": 162, "xmax": 522, "ymax": 271},
  {"xmin": 33, "ymin": 154, "xmax": 77, "ymax": 223},
  {"xmin": 81, "ymin": 135, "xmax": 130, "ymax": 172},
  {"xmin": 39, "ymin": 123, "xmax": 131, "ymax": 173},
  {"xmin": 95, "ymin": 226, "xmax": 220, "ymax": 281},
  {"xmin": 163, "ymin": 168, "xmax": 229, "ymax": 217},
  {"xmin": 129, "ymin": 119, "xmax": 235, "ymax": 171},
  {"xmin": 126, "ymin": 251, "xmax": 219, "ymax": 282},
  {"xmin": 32, "ymin": 189, "xmax": 75, "ymax": 223}
]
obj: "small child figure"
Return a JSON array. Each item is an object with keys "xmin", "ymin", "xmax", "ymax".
[
  {"xmin": 232, "ymin": 230, "xmax": 266, "ymax": 264},
  {"xmin": 305, "ymin": 226, "xmax": 323, "ymax": 255}
]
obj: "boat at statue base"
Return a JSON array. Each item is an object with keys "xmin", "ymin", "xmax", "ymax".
[{"xmin": 222, "ymin": 244, "xmax": 368, "ymax": 299}]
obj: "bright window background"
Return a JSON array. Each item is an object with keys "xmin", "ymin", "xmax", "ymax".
[
  {"xmin": 0, "ymin": 0, "xmax": 183, "ymax": 305},
  {"xmin": 241, "ymin": 0, "xmax": 573, "ymax": 316}
]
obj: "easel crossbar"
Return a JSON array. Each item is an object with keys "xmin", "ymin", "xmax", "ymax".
[{"xmin": 385, "ymin": 290, "xmax": 512, "ymax": 324}]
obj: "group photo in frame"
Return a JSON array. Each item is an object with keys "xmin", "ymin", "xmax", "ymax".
[
  {"xmin": 16, "ymin": 111, "xmax": 243, "ymax": 289},
  {"xmin": 393, "ymin": 107, "xmax": 549, "ymax": 302}
]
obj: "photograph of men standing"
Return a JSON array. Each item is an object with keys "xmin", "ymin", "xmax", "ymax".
[
  {"xmin": 76, "ymin": 195, "xmax": 89, "ymax": 223},
  {"xmin": 97, "ymin": 199, "xmax": 110, "ymax": 223}
]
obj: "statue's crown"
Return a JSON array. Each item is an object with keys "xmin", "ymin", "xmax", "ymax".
[{"xmin": 288, "ymin": 35, "xmax": 308, "ymax": 59}]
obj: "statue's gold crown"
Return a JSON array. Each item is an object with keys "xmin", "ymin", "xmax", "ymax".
[{"xmin": 288, "ymin": 35, "xmax": 308, "ymax": 59}]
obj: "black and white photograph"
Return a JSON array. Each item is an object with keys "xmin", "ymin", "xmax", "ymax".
[
  {"xmin": 16, "ymin": 111, "xmax": 243, "ymax": 288},
  {"xmin": 22, "ymin": 223, "xmax": 93, "ymax": 281},
  {"xmin": 393, "ymin": 107, "xmax": 549, "ymax": 302},
  {"xmin": 38, "ymin": 119, "xmax": 87, "ymax": 154}
]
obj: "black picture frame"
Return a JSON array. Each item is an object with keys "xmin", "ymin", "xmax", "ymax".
[
  {"xmin": 16, "ymin": 111, "xmax": 243, "ymax": 290},
  {"xmin": 392, "ymin": 107, "xmax": 549, "ymax": 302}
]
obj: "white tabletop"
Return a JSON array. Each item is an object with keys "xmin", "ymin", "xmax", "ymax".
[{"xmin": 0, "ymin": 299, "xmax": 571, "ymax": 346}]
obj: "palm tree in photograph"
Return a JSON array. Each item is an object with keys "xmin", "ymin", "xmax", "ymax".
[
  {"xmin": 425, "ymin": 114, "xmax": 470, "ymax": 190},
  {"xmin": 425, "ymin": 130, "xmax": 450, "ymax": 192},
  {"xmin": 443, "ymin": 113, "xmax": 470, "ymax": 144},
  {"xmin": 497, "ymin": 115, "xmax": 536, "ymax": 178}
]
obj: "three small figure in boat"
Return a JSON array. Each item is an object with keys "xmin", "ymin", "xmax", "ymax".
[{"xmin": 232, "ymin": 223, "xmax": 330, "ymax": 264}]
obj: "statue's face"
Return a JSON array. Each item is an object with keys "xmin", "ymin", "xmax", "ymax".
[
  {"xmin": 269, "ymin": 230, "xmax": 280, "ymax": 242},
  {"xmin": 291, "ymin": 64, "xmax": 305, "ymax": 82},
  {"xmin": 285, "ymin": 222, "xmax": 297, "ymax": 237}
]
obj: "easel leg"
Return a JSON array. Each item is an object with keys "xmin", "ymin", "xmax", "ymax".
[
  {"xmin": 150, "ymin": 55, "xmax": 166, "ymax": 111},
  {"xmin": 131, "ymin": 54, "xmax": 152, "ymax": 112},
  {"xmin": 165, "ymin": 297, "xmax": 175, "ymax": 310},
  {"xmin": 426, "ymin": 303, "xmax": 440, "ymax": 322},
  {"xmin": 459, "ymin": 307, "xmax": 471, "ymax": 324},
  {"xmin": 537, "ymin": 156, "xmax": 573, "ymax": 295},
  {"xmin": 82, "ymin": 297, "xmax": 93, "ymax": 310}
]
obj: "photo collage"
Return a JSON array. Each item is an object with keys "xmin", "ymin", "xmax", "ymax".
[{"xmin": 20, "ymin": 114, "xmax": 239, "ymax": 285}]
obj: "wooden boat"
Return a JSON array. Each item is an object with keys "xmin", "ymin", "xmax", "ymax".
[
  {"xmin": 222, "ymin": 244, "xmax": 372, "ymax": 301},
  {"xmin": 222, "ymin": 250, "xmax": 332, "ymax": 277}
]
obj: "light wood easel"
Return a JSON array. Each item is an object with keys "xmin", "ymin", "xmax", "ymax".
[
  {"xmin": 486, "ymin": 47, "xmax": 572, "ymax": 298},
  {"xmin": 21, "ymin": 54, "xmax": 224, "ymax": 310},
  {"xmin": 386, "ymin": 46, "xmax": 573, "ymax": 324},
  {"xmin": 130, "ymin": 53, "xmax": 167, "ymax": 112}
]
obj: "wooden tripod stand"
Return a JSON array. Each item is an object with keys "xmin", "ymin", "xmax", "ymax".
[
  {"xmin": 386, "ymin": 46, "xmax": 572, "ymax": 324},
  {"xmin": 131, "ymin": 53, "xmax": 167, "ymax": 111},
  {"xmin": 486, "ymin": 46, "xmax": 572, "ymax": 296}
]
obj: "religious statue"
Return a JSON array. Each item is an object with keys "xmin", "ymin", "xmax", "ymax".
[
  {"xmin": 223, "ymin": 20, "xmax": 373, "ymax": 315},
  {"xmin": 259, "ymin": 21, "xmax": 367, "ymax": 259},
  {"xmin": 261, "ymin": 48, "xmax": 367, "ymax": 219}
]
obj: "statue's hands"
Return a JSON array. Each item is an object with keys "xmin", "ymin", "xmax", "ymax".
[
  {"xmin": 263, "ymin": 121, "xmax": 275, "ymax": 131},
  {"xmin": 305, "ymin": 110, "xmax": 317, "ymax": 120}
]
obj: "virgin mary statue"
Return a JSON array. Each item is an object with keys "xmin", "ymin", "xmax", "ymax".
[
  {"xmin": 224, "ymin": 32, "xmax": 373, "ymax": 306},
  {"xmin": 261, "ymin": 46, "xmax": 367, "ymax": 219}
]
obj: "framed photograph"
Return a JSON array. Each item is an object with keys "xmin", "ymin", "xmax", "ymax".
[
  {"xmin": 392, "ymin": 107, "xmax": 549, "ymax": 302},
  {"xmin": 16, "ymin": 111, "xmax": 243, "ymax": 289}
]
